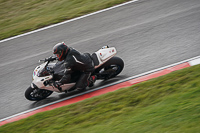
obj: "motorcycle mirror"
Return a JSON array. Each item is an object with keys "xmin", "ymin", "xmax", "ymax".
[{"xmin": 39, "ymin": 60, "xmax": 45, "ymax": 63}]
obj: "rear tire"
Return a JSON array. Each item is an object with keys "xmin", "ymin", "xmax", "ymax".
[
  {"xmin": 25, "ymin": 86, "xmax": 53, "ymax": 101},
  {"xmin": 95, "ymin": 56, "xmax": 124, "ymax": 80}
]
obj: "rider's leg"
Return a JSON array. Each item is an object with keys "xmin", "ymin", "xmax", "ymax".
[{"xmin": 75, "ymin": 72, "xmax": 90, "ymax": 91}]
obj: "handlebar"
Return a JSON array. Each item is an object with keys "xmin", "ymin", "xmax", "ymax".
[
  {"xmin": 39, "ymin": 56, "xmax": 57, "ymax": 63},
  {"xmin": 38, "ymin": 60, "xmax": 50, "ymax": 71},
  {"xmin": 38, "ymin": 56, "xmax": 57, "ymax": 73},
  {"xmin": 39, "ymin": 59, "xmax": 45, "ymax": 63}
]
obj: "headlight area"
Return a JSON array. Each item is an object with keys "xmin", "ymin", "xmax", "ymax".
[{"xmin": 32, "ymin": 67, "xmax": 39, "ymax": 80}]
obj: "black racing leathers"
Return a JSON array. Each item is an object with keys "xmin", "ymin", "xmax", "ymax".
[{"xmin": 58, "ymin": 47, "xmax": 94, "ymax": 89}]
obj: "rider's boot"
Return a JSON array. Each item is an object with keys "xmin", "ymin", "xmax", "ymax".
[{"xmin": 88, "ymin": 75, "xmax": 97, "ymax": 87}]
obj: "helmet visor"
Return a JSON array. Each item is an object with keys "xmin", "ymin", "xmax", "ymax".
[
  {"xmin": 54, "ymin": 50, "xmax": 64, "ymax": 61},
  {"xmin": 54, "ymin": 50, "xmax": 62, "ymax": 57}
]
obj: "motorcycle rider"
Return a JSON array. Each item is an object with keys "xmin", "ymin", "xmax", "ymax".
[{"xmin": 49, "ymin": 42, "xmax": 96, "ymax": 91}]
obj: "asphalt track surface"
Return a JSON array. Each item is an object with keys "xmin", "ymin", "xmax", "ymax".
[{"xmin": 1, "ymin": 0, "xmax": 200, "ymax": 120}]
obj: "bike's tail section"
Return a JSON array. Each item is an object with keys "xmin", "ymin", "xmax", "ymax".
[{"xmin": 92, "ymin": 46, "xmax": 117, "ymax": 68}]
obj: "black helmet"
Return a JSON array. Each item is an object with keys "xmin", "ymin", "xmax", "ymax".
[{"xmin": 53, "ymin": 42, "xmax": 69, "ymax": 61}]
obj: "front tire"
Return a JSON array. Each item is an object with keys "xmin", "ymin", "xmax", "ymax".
[
  {"xmin": 25, "ymin": 86, "xmax": 53, "ymax": 101},
  {"xmin": 95, "ymin": 56, "xmax": 124, "ymax": 80}
]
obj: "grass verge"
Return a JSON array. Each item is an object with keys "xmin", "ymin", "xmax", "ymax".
[
  {"xmin": 0, "ymin": 0, "xmax": 131, "ymax": 40},
  {"xmin": 1, "ymin": 64, "xmax": 200, "ymax": 132}
]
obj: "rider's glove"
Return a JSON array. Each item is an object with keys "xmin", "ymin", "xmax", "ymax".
[
  {"xmin": 53, "ymin": 81, "xmax": 62, "ymax": 91},
  {"xmin": 45, "ymin": 56, "xmax": 57, "ymax": 62}
]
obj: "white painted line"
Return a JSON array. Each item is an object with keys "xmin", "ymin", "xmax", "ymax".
[
  {"xmin": 1, "ymin": 55, "xmax": 200, "ymax": 122},
  {"xmin": 117, "ymin": 55, "xmax": 200, "ymax": 82},
  {"xmin": 0, "ymin": 0, "xmax": 139, "ymax": 43},
  {"xmin": 189, "ymin": 58, "xmax": 200, "ymax": 66}
]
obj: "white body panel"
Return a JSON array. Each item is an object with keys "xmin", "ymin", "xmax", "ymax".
[
  {"xmin": 32, "ymin": 62, "xmax": 76, "ymax": 92},
  {"xmin": 94, "ymin": 47, "xmax": 117, "ymax": 68}
]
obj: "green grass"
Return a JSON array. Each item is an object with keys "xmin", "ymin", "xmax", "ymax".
[
  {"xmin": 0, "ymin": 0, "xmax": 130, "ymax": 40},
  {"xmin": 1, "ymin": 64, "xmax": 200, "ymax": 133}
]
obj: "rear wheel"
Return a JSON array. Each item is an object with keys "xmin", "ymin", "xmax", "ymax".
[
  {"xmin": 95, "ymin": 57, "xmax": 124, "ymax": 80},
  {"xmin": 25, "ymin": 86, "xmax": 53, "ymax": 101}
]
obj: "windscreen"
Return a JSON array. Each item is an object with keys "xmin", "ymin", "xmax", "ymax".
[{"xmin": 38, "ymin": 67, "xmax": 50, "ymax": 77}]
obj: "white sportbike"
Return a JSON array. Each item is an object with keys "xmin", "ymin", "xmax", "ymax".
[{"xmin": 25, "ymin": 46, "xmax": 124, "ymax": 101}]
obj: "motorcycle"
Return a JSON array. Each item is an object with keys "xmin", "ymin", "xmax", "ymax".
[{"xmin": 25, "ymin": 46, "xmax": 124, "ymax": 101}]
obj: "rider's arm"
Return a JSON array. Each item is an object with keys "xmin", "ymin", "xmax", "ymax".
[{"xmin": 58, "ymin": 62, "xmax": 73, "ymax": 84}]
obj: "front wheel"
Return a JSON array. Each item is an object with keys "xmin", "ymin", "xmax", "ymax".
[
  {"xmin": 95, "ymin": 56, "xmax": 124, "ymax": 80},
  {"xmin": 25, "ymin": 86, "xmax": 53, "ymax": 101}
]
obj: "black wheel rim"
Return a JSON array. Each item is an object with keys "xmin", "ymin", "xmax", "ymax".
[
  {"xmin": 99, "ymin": 64, "xmax": 121, "ymax": 79},
  {"xmin": 29, "ymin": 88, "xmax": 52, "ymax": 100}
]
